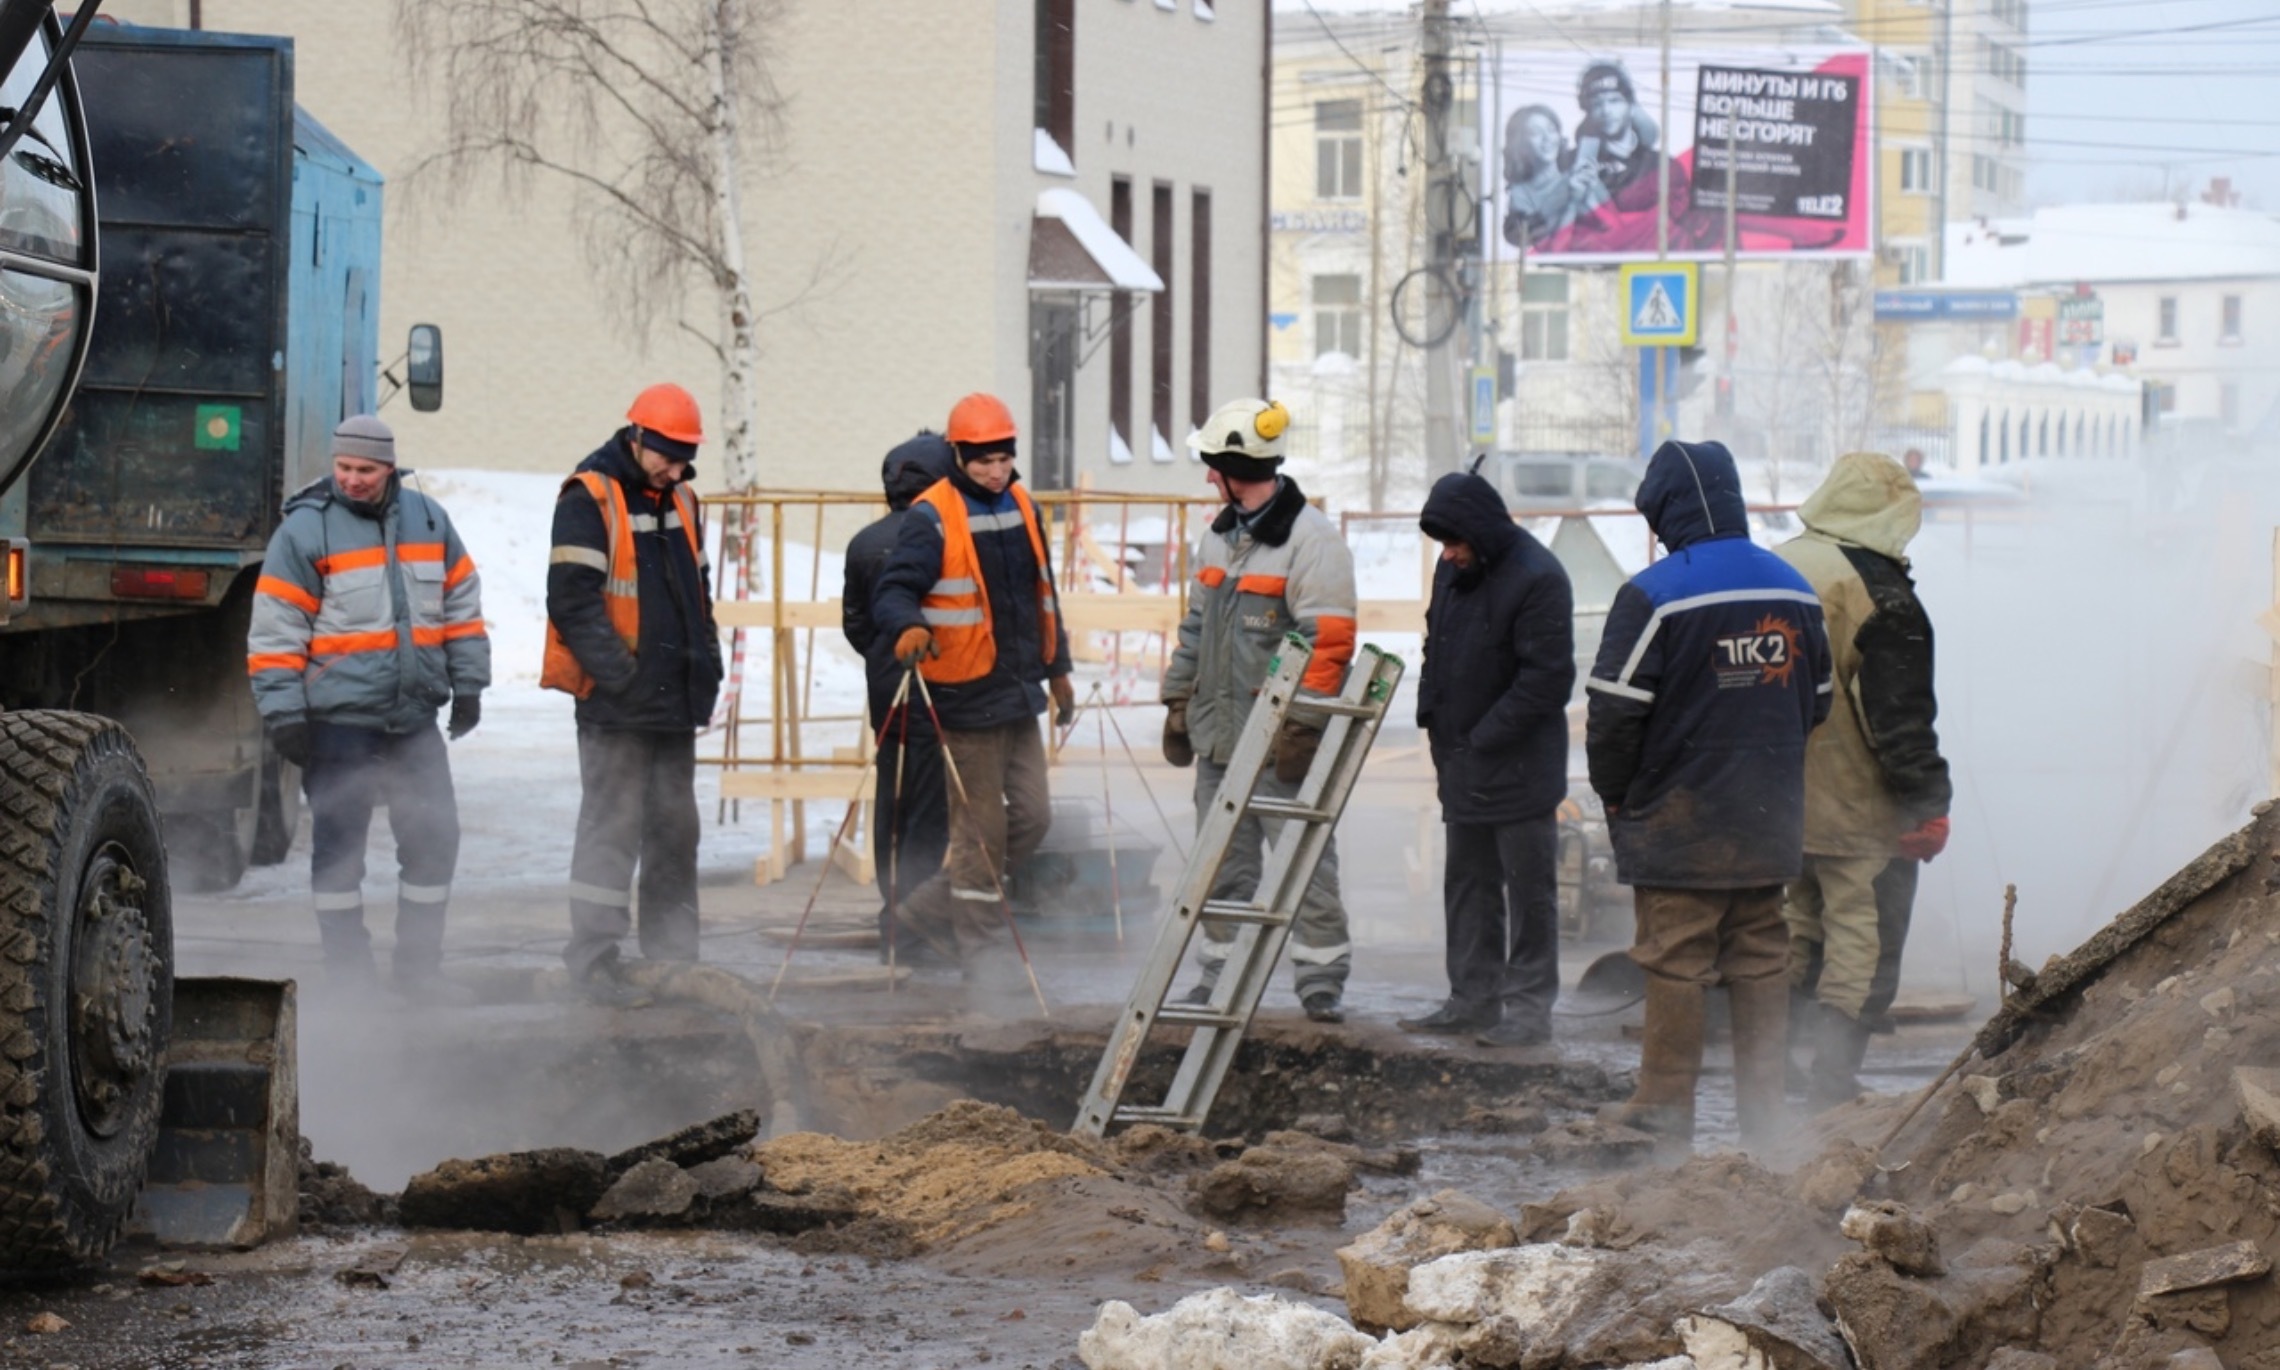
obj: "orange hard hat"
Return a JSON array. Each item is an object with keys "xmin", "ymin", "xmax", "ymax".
[
  {"xmin": 626, "ymin": 383, "xmax": 704, "ymax": 445},
  {"xmin": 945, "ymin": 392, "xmax": 1017, "ymax": 446}
]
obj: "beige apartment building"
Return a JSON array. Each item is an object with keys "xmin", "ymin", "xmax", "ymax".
[{"xmin": 98, "ymin": 1, "xmax": 1265, "ymax": 495}]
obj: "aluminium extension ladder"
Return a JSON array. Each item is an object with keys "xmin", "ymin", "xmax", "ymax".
[{"xmin": 1072, "ymin": 634, "xmax": 1403, "ymax": 1137}]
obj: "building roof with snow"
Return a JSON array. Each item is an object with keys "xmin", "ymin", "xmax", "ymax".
[{"xmin": 1944, "ymin": 203, "xmax": 2280, "ymax": 289}]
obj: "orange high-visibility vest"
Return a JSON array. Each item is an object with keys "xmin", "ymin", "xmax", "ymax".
[
  {"xmin": 915, "ymin": 481, "xmax": 1058, "ymax": 685},
  {"xmin": 541, "ymin": 471, "xmax": 704, "ymax": 698}
]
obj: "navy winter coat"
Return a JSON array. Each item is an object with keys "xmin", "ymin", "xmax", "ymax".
[
  {"xmin": 1584, "ymin": 440, "xmax": 1831, "ymax": 888},
  {"xmin": 546, "ymin": 433, "xmax": 724, "ymax": 733},
  {"xmin": 870, "ymin": 462, "xmax": 1073, "ymax": 732},
  {"xmin": 1416, "ymin": 471, "xmax": 1577, "ymax": 824},
  {"xmin": 843, "ymin": 432, "xmax": 955, "ymax": 739}
]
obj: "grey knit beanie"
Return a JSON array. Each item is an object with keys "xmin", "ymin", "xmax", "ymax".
[{"xmin": 332, "ymin": 414, "xmax": 396, "ymax": 465}]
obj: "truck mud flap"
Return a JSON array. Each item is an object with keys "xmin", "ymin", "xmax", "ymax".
[{"xmin": 129, "ymin": 978, "xmax": 299, "ymax": 1249}]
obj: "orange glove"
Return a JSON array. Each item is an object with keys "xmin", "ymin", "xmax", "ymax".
[
  {"xmin": 893, "ymin": 627, "xmax": 934, "ymax": 667},
  {"xmin": 1897, "ymin": 816, "xmax": 1950, "ymax": 862}
]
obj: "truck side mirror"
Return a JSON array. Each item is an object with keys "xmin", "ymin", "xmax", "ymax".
[{"xmin": 406, "ymin": 324, "xmax": 443, "ymax": 412}]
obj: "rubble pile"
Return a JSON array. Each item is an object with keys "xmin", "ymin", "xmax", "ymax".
[
  {"xmin": 296, "ymin": 1138, "xmax": 394, "ymax": 1230},
  {"xmin": 1078, "ymin": 815, "xmax": 2280, "ymax": 1368}
]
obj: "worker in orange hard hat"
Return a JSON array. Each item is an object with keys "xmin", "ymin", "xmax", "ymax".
[
  {"xmin": 869, "ymin": 392, "xmax": 1075, "ymax": 999},
  {"xmin": 544, "ymin": 382, "xmax": 725, "ymax": 1007}
]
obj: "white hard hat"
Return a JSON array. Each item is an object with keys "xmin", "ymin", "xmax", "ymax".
[{"xmin": 1186, "ymin": 398, "xmax": 1291, "ymax": 473}]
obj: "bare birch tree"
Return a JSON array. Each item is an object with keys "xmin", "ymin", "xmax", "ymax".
[{"xmin": 393, "ymin": 0, "xmax": 793, "ymax": 494}]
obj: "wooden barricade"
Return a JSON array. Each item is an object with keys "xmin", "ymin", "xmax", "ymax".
[{"xmin": 703, "ymin": 487, "xmax": 1218, "ymax": 884}]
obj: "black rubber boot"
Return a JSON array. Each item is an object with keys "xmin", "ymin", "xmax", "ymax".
[{"xmin": 1806, "ymin": 1002, "xmax": 1873, "ymax": 1111}]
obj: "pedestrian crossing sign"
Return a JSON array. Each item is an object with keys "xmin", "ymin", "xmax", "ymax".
[{"xmin": 1619, "ymin": 263, "xmax": 1699, "ymax": 347}]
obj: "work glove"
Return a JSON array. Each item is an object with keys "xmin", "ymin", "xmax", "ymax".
[
  {"xmin": 1161, "ymin": 700, "xmax": 1194, "ymax": 769},
  {"xmin": 448, "ymin": 692, "xmax": 482, "ymax": 741},
  {"xmin": 1050, "ymin": 675, "xmax": 1077, "ymax": 729},
  {"xmin": 1897, "ymin": 815, "xmax": 1951, "ymax": 862},
  {"xmin": 268, "ymin": 718, "xmax": 310, "ymax": 770},
  {"xmin": 893, "ymin": 627, "xmax": 935, "ymax": 668},
  {"xmin": 1272, "ymin": 718, "xmax": 1323, "ymax": 786}
]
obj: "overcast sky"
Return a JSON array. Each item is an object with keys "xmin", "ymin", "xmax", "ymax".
[{"xmin": 2024, "ymin": 0, "xmax": 2280, "ymax": 209}]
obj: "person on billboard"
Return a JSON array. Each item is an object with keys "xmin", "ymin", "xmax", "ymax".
[
  {"xmin": 1572, "ymin": 61, "xmax": 1660, "ymax": 205},
  {"xmin": 1501, "ymin": 103, "xmax": 1606, "ymax": 249}
]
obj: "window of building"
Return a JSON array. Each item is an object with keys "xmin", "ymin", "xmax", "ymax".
[
  {"xmin": 1520, "ymin": 271, "xmax": 1569, "ymax": 361},
  {"xmin": 1032, "ymin": 0, "xmax": 1074, "ymax": 157},
  {"xmin": 2222, "ymin": 294, "xmax": 2242, "ymax": 343},
  {"xmin": 2158, "ymin": 295, "xmax": 2179, "ymax": 345},
  {"xmin": 1190, "ymin": 189, "xmax": 1212, "ymax": 428},
  {"xmin": 1315, "ymin": 100, "xmax": 1364, "ymax": 201},
  {"xmin": 2222, "ymin": 382, "xmax": 2240, "ymax": 429},
  {"xmin": 1152, "ymin": 182, "xmax": 1175, "ymax": 449},
  {"xmin": 1313, "ymin": 274, "xmax": 1362, "ymax": 359},
  {"xmin": 1900, "ymin": 147, "xmax": 1933, "ymax": 193},
  {"xmin": 1896, "ymin": 242, "xmax": 1932, "ymax": 285},
  {"xmin": 1109, "ymin": 176, "xmax": 1134, "ymax": 449}
]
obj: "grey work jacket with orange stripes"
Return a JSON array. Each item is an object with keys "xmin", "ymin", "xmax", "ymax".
[
  {"xmin": 1162, "ymin": 476, "xmax": 1359, "ymax": 765},
  {"xmin": 247, "ymin": 473, "xmax": 490, "ymax": 734}
]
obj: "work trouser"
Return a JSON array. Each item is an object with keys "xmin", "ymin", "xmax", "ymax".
[
  {"xmin": 564, "ymin": 725, "xmax": 702, "ymax": 980},
  {"xmin": 1629, "ymin": 884, "xmax": 1789, "ymax": 990},
  {"xmin": 872, "ymin": 717, "xmax": 949, "ymax": 940},
  {"xmin": 899, "ymin": 718, "xmax": 1051, "ymax": 960},
  {"xmin": 1443, "ymin": 815, "xmax": 1560, "ymax": 1030},
  {"xmin": 305, "ymin": 720, "xmax": 460, "ymax": 977},
  {"xmin": 1189, "ymin": 755, "xmax": 1351, "ymax": 1001},
  {"xmin": 1783, "ymin": 854, "xmax": 1919, "ymax": 1022}
]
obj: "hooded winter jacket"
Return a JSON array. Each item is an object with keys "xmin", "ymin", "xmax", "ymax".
[
  {"xmin": 844, "ymin": 432, "xmax": 956, "ymax": 737},
  {"xmin": 1416, "ymin": 471, "xmax": 1577, "ymax": 823},
  {"xmin": 1775, "ymin": 453, "xmax": 1952, "ymax": 857},
  {"xmin": 546, "ymin": 432, "xmax": 724, "ymax": 733},
  {"xmin": 1585, "ymin": 440, "xmax": 1832, "ymax": 888},
  {"xmin": 871, "ymin": 460, "xmax": 1073, "ymax": 732},
  {"xmin": 248, "ymin": 473, "xmax": 490, "ymax": 733},
  {"xmin": 1162, "ymin": 476, "xmax": 1359, "ymax": 765}
]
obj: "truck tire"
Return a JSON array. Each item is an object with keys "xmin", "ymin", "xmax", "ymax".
[{"xmin": 0, "ymin": 711, "xmax": 174, "ymax": 1271}]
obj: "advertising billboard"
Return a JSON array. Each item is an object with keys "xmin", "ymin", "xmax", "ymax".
[{"xmin": 1487, "ymin": 46, "xmax": 1872, "ymax": 263}]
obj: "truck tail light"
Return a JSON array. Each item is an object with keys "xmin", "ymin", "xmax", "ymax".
[
  {"xmin": 3, "ymin": 542, "xmax": 23, "ymax": 611},
  {"xmin": 111, "ymin": 567, "xmax": 211, "ymax": 600}
]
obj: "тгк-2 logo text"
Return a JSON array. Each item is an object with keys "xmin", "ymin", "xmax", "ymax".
[{"xmin": 1711, "ymin": 615, "xmax": 1801, "ymax": 689}]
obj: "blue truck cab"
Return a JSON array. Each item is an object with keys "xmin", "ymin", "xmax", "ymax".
[{"xmin": 0, "ymin": 22, "xmax": 413, "ymax": 890}]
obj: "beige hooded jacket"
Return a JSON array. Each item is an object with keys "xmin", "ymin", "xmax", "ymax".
[{"xmin": 1775, "ymin": 453, "xmax": 1953, "ymax": 857}]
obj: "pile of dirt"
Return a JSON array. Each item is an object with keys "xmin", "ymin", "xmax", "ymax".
[
  {"xmin": 1491, "ymin": 815, "xmax": 2280, "ymax": 1367},
  {"xmin": 754, "ymin": 1099, "xmax": 1111, "ymax": 1249},
  {"xmin": 296, "ymin": 1138, "xmax": 394, "ymax": 1230},
  {"xmin": 749, "ymin": 1101, "xmax": 1333, "ymax": 1280},
  {"xmin": 1844, "ymin": 815, "xmax": 2280, "ymax": 1365}
]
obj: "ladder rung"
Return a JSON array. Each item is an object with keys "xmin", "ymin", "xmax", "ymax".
[
  {"xmin": 1198, "ymin": 899, "xmax": 1285, "ymax": 926},
  {"xmin": 1287, "ymin": 698, "xmax": 1379, "ymax": 719},
  {"xmin": 1245, "ymin": 797, "xmax": 1332, "ymax": 822},
  {"xmin": 1114, "ymin": 1105, "xmax": 1206, "ymax": 1128},
  {"xmin": 1153, "ymin": 1005, "xmax": 1248, "ymax": 1029}
]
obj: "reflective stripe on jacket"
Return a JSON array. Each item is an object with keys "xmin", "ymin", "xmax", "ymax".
[
  {"xmin": 1161, "ymin": 476, "xmax": 1358, "ymax": 764},
  {"xmin": 542, "ymin": 470, "xmax": 703, "ymax": 699},
  {"xmin": 912, "ymin": 481, "xmax": 1058, "ymax": 685},
  {"xmin": 247, "ymin": 476, "xmax": 490, "ymax": 733}
]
